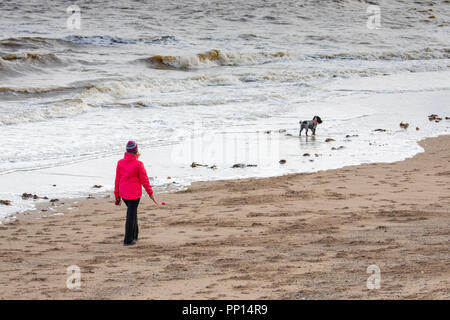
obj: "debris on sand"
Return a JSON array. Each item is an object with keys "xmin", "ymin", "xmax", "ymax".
[
  {"xmin": 87, "ymin": 195, "xmax": 95, "ymax": 199},
  {"xmin": 332, "ymin": 146, "xmax": 345, "ymax": 150},
  {"xmin": 345, "ymin": 134, "xmax": 359, "ymax": 138},
  {"xmin": 285, "ymin": 133, "xmax": 292, "ymax": 136},
  {"xmin": 416, "ymin": 127, "xmax": 420, "ymax": 131},
  {"xmin": 446, "ymin": 117, "xmax": 450, "ymax": 120},
  {"xmin": 167, "ymin": 176, "xmax": 171, "ymax": 179},
  {"xmin": 232, "ymin": 163, "xmax": 258, "ymax": 168},
  {"xmin": 191, "ymin": 162, "xmax": 208, "ymax": 168},
  {"xmin": 428, "ymin": 114, "xmax": 442, "ymax": 121},
  {"xmin": 22, "ymin": 193, "xmax": 40, "ymax": 200},
  {"xmin": 399, "ymin": 122, "xmax": 409, "ymax": 129},
  {"xmin": 303, "ymin": 153, "xmax": 310, "ymax": 157},
  {"xmin": 278, "ymin": 129, "xmax": 286, "ymax": 133},
  {"xmin": 92, "ymin": 185, "xmax": 103, "ymax": 188},
  {"xmin": 373, "ymin": 129, "xmax": 387, "ymax": 132},
  {"xmin": 279, "ymin": 160, "xmax": 287, "ymax": 164},
  {"xmin": 49, "ymin": 199, "xmax": 59, "ymax": 203},
  {"xmin": 0, "ymin": 200, "xmax": 12, "ymax": 206},
  {"xmin": 325, "ymin": 138, "xmax": 335, "ymax": 142},
  {"xmin": 191, "ymin": 162, "xmax": 217, "ymax": 169},
  {"xmin": 264, "ymin": 130, "xmax": 271, "ymax": 134}
]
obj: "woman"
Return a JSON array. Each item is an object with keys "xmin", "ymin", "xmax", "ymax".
[{"xmin": 114, "ymin": 140, "xmax": 158, "ymax": 246}]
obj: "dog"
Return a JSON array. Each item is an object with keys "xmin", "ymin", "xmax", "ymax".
[{"xmin": 299, "ymin": 116, "xmax": 322, "ymax": 136}]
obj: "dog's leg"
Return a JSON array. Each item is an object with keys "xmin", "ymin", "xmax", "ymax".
[
  {"xmin": 299, "ymin": 127, "xmax": 303, "ymax": 136},
  {"xmin": 313, "ymin": 128, "xmax": 316, "ymax": 136},
  {"xmin": 305, "ymin": 128, "xmax": 308, "ymax": 136}
]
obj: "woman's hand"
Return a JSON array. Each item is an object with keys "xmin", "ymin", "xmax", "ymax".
[
  {"xmin": 115, "ymin": 196, "xmax": 121, "ymax": 206},
  {"xmin": 150, "ymin": 194, "xmax": 159, "ymax": 207}
]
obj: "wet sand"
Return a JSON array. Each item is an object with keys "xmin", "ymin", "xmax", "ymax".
[{"xmin": 0, "ymin": 135, "xmax": 449, "ymax": 299}]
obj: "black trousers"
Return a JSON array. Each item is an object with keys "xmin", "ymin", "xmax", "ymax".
[{"xmin": 123, "ymin": 198, "xmax": 140, "ymax": 244}]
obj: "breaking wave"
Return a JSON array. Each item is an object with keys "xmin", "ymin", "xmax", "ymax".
[
  {"xmin": 139, "ymin": 47, "xmax": 450, "ymax": 70},
  {"xmin": 1, "ymin": 52, "xmax": 61, "ymax": 63},
  {"xmin": 0, "ymin": 52, "xmax": 66, "ymax": 77},
  {"xmin": 141, "ymin": 49, "xmax": 289, "ymax": 69},
  {"xmin": 62, "ymin": 35, "xmax": 177, "ymax": 46},
  {"xmin": 0, "ymin": 35, "xmax": 177, "ymax": 50},
  {"xmin": 307, "ymin": 48, "xmax": 450, "ymax": 61},
  {"xmin": 0, "ymin": 98, "xmax": 91, "ymax": 126}
]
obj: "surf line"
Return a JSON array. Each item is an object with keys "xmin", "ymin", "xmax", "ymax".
[{"xmin": 182, "ymin": 304, "xmax": 216, "ymax": 318}]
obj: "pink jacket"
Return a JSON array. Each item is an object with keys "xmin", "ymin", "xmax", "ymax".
[{"xmin": 114, "ymin": 153, "xmax": 153, "ymax": 200}]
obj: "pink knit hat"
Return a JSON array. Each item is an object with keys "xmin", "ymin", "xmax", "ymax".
[{"xmin": 126, "ymin": 140, "xmax": 138, "ymax": 154}]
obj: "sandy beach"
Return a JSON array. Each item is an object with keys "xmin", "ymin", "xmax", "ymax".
[{"xmin": 0, "ymin": 135, "xmax": 449, "ymax": 299}]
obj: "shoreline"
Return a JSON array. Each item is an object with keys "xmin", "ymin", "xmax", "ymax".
[
  {"xmin": 0, "ymin": 135, "xmax": 449, "ymax": 299},
  {"xmin": 7, "ymin": 133, "xmax": 448, "ymax": 222}
]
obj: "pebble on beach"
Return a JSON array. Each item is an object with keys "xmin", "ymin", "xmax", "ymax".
[
  {"xmin": 279, "ymin": 159, "xmax": 287, "ymax": 164},
  {"xmin": 0, "ymin": 200, "xmax": 12, "ymax": 206},
  {"xmin": 22, "ymin": 193, "xmax": 40, "ymax": 200},
  {"xmin": 325, "ymin": 138, "xmax": 335, "ymax": 142},
  {"xmin": 303, "ymin": 153, "xmax": 310, "ymax": 157},
  {"xmin": 400, "ymin": 122, "xmax": 409, "ymax": 129},
  {"xmin": 232, "ymin": 163, "xmax": 258, "ymax": 168},
  {"xmin": 191, "ymin": 162, "xmax": 217, "ymax": 170},
  {"xmin": 191, "ymin": 162, "xmax": 208, "ymax": 168},
  {"xmin": 92, "ymin": 185, "xmax": 103, "ymax": 188},
  {"xmin": 428, "ymin": 114, "xmax": 439, "ymax": 121}
]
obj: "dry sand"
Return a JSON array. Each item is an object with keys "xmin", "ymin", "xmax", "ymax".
[{"xmin": 0, "ymin": 135, "xmax": 449, "ymax": 299}]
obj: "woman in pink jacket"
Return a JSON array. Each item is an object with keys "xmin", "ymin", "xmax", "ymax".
[{"xmin": 114, "ymin": 141, "xmax": 158, "ymax": 246}]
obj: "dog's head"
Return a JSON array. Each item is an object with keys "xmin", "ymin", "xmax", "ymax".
[{"xmin": 313, "ymin": 116, "xmax": 322, "ymax": 124}]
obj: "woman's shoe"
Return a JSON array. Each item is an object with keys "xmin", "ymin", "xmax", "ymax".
[{"xmin": 123, "ymin": 240, "xmax": 137, "ymax": 246}]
